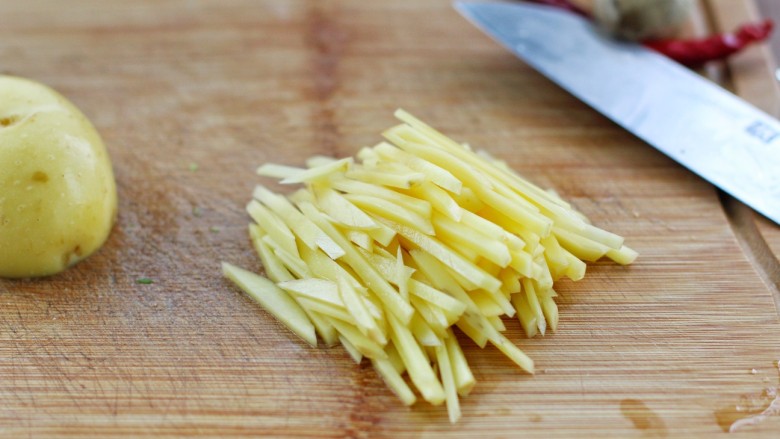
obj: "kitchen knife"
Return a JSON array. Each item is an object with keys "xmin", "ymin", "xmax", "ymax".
[{"xmin": 455, "ymin": 1, "xmax": 780, "ymax": 225}]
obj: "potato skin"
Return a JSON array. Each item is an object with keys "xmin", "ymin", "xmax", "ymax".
[{"xmin": 0, "ymin": 75, "xmax": 117, "ymax": 278}]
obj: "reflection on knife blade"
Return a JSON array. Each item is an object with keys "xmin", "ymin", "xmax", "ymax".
[{"xmin": 455, "ymin": 1, "xmax": 780, "ymax": 225}]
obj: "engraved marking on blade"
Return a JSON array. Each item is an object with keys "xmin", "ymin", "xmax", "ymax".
[{"xmin": 746, "ymin": 121, "xmax": 780, "ymax": 144}]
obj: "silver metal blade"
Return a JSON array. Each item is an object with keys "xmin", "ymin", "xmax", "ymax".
[{"xmin": 456, "ymin": 1, "xmax": 780, "ymax": 225}]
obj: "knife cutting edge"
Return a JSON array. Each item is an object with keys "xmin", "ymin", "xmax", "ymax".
[{"xmin": 455, "ymin": 1, "xmax": 780, "ymax": 225}]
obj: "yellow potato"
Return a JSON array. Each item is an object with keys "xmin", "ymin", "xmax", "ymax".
[
  {"xmin": 0, "ymin": 76, "xmax": 117, "ymax": 278},
  {"xmin": 224, "ymin": 109, "xmax": 637, "ymax": 423}
]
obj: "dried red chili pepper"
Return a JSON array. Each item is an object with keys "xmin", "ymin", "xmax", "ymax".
[
  {"xmin": 643, "ymin": 19, "xmax": 775, "ymax": 66},
  {"xmin": 524, "ymin": 1, "xmax": 774, "ymax": 67}
]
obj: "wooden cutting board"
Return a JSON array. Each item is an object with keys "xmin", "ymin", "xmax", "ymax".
[{"xmin": 1, "ymin": 0, "xmax": 779, "ymax": 437}]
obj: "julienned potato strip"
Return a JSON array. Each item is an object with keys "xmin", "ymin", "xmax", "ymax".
[{"xmin": 222, "ymin": 109, "xmax": 636, "ymax": 423}]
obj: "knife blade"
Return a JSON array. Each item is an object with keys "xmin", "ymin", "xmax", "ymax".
[{"xmin": 455, "ymin": 1, "xmax": 780, "ymax": 225}]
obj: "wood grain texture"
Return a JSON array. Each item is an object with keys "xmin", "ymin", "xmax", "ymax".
[
  {"xmin": 0, "ymin": 0, "xmax": 779, "ymax": 437},
  {"xmin": 756, "ymin": 0, "xmax": 780, "ymax": 71},
  {"xmin": 706, "ymin": 0, "xmax": 780, "ymax": 305}
]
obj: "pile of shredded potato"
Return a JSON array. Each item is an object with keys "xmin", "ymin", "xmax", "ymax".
[{"xmin": 223, "ymin": 109, "xmax": 636, "ymax": 422}]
